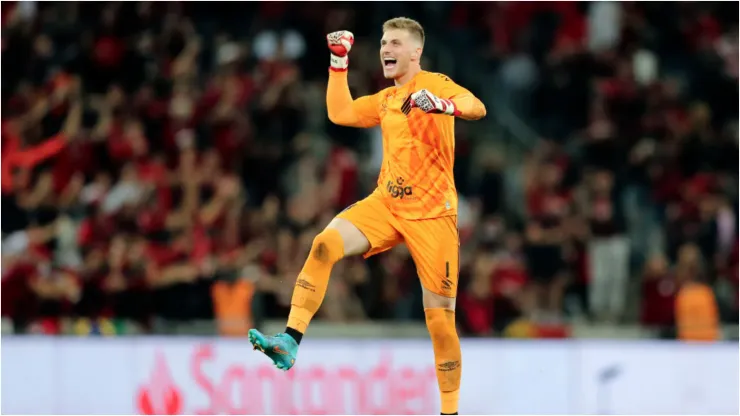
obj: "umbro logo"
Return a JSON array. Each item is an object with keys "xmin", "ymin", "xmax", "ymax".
[
  {"xmin": 437, "ymin": 360, "xmax": 460, "ymax": 372},
  {"xmin": 296, "ymin": 279, "xmax": 316, "ymax": 292}
]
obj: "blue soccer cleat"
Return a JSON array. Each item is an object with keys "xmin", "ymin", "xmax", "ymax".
[{"xmin": 248, "ymin": 329, "xmax": 298, "ymax": 371}]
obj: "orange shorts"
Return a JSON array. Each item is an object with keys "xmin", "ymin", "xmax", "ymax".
[{"xmin": 336, "ymin": 190, "xmax": 460, "ymax": 298}]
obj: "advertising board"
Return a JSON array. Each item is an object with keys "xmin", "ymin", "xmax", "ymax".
[{"xmin": 1, "ymin": 338, "xmax": 736, "ymax": 415}]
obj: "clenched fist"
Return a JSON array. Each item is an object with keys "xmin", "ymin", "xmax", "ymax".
[{"xmin": 327, "ymin": 30, "xmax": 354, "ymax": 71}]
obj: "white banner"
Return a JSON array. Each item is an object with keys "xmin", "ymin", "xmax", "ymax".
[
  {"xmin": 575, "ymin": 343, "xmax": 739, "ymax": 415},
  {"xmin": 1, "ymin": 337, "xmax": 737, "ymax": 415}
]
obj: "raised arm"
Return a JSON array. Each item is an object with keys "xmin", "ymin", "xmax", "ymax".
[
  {"xmin": 326, "ymin": 71, "xmax": 380, "ymax": 128},
  {"xmin": 18, "ymin": 100, "xmax": 82, "ymax": 167}
]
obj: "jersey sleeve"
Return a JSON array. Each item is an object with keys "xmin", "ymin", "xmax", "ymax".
[
  {"xmin": 430, "ymin": 73, "xmax": 487, "ymax": 121},
  {"xmin": 326, "ymin": 71, "xmax": 381, "ymax": 128}
]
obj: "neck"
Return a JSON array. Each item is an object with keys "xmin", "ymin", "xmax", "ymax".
[{"xmin": 394, "ymin": 65, "xmax": 421, "ymax": 86}]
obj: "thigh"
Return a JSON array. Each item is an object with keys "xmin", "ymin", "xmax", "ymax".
[
  {"xmin": 401, "ymin": 215, "xmax": 460, "ymax": 298},
  {"xmin": 335, "ymin": 191, "xmax": 403, "ymax": 258}
]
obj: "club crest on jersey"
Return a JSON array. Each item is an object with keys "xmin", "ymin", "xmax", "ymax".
[{"xmin": 387, "ymin": 177, "xmax": 413, "ymax": 199}]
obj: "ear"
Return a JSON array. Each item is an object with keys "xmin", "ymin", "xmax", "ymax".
[{"xmin": 411, "ymin": 47, "xmax": 422, "ymax": 62}]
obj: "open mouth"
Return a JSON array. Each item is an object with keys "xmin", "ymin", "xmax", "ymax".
[{"xmin": 383, "ymin": 57, "xmax": 397, "ymax": 69}]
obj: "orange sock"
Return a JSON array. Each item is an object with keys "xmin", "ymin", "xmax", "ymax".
[
  {"xmin": 287, "ymin": 228, "xmax": 345, "ymax": 334},
  {"xmin": 425, "ymin": 308, "xmax": 462, "ymax": 415}
]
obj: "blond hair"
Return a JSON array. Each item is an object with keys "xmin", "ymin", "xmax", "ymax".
[{"xmin": 382, "ymin": 17, "xmax": 425, "ymax": 46}]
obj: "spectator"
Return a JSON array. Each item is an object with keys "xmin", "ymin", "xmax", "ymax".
[
  {"xmin": 524, "ymin": 222, "xmax": 568, "ymax": 322},
  {"xmin": 491, "ymin": 232, "xmax": 531, "ymax": 329},
  {"xmin": 640, "ymin": 254, "xmax": 676, "ymax": 338},
  {"xmin": 584, "ymin": 170, "xmax": 630, "ymax": 322},
  {"xmin": 563, "ymin": 215, "xmax": 591, "ymax": 319},
  {"xmin": 458, "ymin": 251, "xmax": 496, "ymax": 337},
  {"xmin": 524, "ymin": 161, "xmax": 570, "ymax": 322},
  {"xmin": 212, "ymin": 269, "xmax": 257, "ymax": 337},
  {"xmin": 675, "ymin": 244, "xmax": 720, "ymax": 341}
]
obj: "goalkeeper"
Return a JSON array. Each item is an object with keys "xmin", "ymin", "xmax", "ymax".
[{"xmin": 249, "ymin": 17, "xmax": 486, "ymax": 415}]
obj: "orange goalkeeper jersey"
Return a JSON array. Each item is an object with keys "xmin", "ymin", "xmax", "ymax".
[{"xmin": 327, "ymin": 70, "xmax": 485, "ymax": 220}]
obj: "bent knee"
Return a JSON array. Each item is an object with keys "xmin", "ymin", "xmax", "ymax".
[
  {"xmin": 310, "ymin": 228, "xmax": 346, "ymax": 265},
  {"xmin": 425, "ymin": 308, "xmax": 448, "ymax": 329},
  {"xmin": 424, "ymin": 308, "xmax": 458, "ymax": 342},
  {"xmin": 326, "ymin": 217, "xmax": 370, "ymax": 256}
]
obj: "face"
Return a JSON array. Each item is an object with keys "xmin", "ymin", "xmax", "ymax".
[
  {"xmin": 678, "ymin": 244, "xmax": 700, "ymax": 266},
  {"xmin": 646, "ymin": 255, "xmax": 668, "ymax": 275},
  {"xmin": 380, "ymin": 29, "xmax": 421, "ymax": 80}
]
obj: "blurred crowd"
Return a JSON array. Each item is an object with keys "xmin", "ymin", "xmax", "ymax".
[{"xmin": 1, "ymin": 2, "xmax": 737, "ymax": 339}]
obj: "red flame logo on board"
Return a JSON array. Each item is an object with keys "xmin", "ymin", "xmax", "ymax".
[{"xmin": 137, "ymin": 351, "xmax": 184, "ymax": 415}]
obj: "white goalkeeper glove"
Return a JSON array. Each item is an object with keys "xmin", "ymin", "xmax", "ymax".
[
  {"xmin": 327, "ymin": 30, "xmax": 354, "ymax": 71},
  {"xmin": 402, "ymin": 89, "xmax": 459, "ymax": 116}
]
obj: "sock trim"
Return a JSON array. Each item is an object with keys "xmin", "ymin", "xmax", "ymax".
[{"xmin": 285, "ymin": 327, "xmax": 303, "ymax": 345}]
